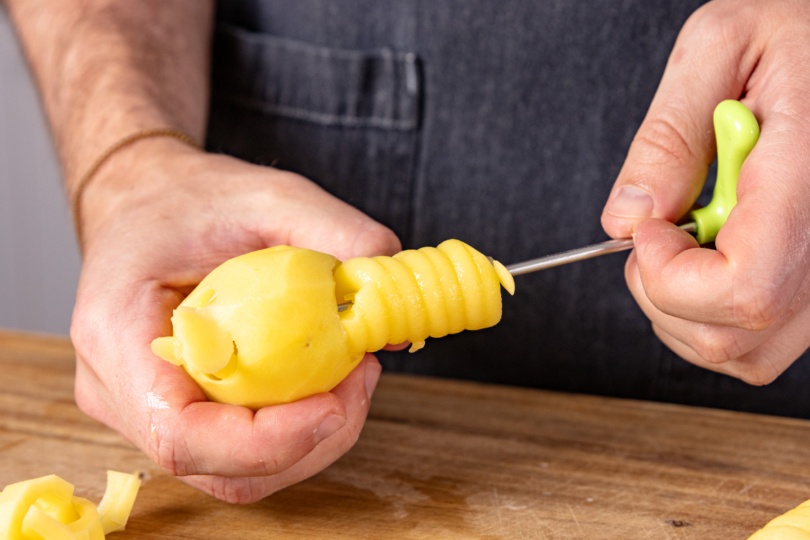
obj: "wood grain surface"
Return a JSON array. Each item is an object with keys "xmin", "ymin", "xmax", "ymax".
[{"xmin": 1, "ymin": 330, "xmax": 809, "ymax": 539}]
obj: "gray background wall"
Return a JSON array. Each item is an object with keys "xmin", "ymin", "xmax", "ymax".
[{"xmin": 0, "ymin": 8, "xmax": 81, "ymax": 336}]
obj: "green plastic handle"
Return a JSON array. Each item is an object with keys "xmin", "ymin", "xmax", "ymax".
[{"xmin": 690, "ymin": 100, "xmax": 760, "ymax": 244}]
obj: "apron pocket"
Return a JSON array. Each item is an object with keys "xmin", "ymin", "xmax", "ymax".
[{"xmin": 207, "ymin": 23, "xmax": 422, "ymax": 238}]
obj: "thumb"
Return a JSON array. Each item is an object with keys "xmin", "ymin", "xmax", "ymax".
[
  {"xmin": 601, "ymin": 109, "xmax": 712, "ymax": 239},
  {"xmin": 601, "ymin": 4, "xmax": 756, "ymax": 239},
  {"xmin": 255, "ymin": 169, "xmax": 402, "ymax": 261}
]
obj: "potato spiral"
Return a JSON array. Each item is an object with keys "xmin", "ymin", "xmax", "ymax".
[
  {"xmin": 152, "ymin": 240, "xmax": 515, "ymax": 407},
  {"xmin": 747, "ymin": 499, "xmax": 810, "ymax": 539},
  {"xmin": 335, "ymin": 239, "xmax": 515, "ymax": 354}
]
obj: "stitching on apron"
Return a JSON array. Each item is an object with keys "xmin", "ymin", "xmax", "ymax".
[
  {"xmin": 213, "ymin": 93, "xmax": 418, "ymax": 130},
  {"xmin": 220, "ymin": 23, "xmax": 414, "ymax": 62}
]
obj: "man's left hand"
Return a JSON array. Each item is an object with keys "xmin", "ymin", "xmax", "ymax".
[{"xmin": 601, "ymin": 0, "xmax": 810, "ymax": 384}]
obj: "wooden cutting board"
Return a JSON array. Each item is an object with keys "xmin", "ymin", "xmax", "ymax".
[{"xmin": 1, "ymin": 329, "xmax": 809, "ymax": 539}]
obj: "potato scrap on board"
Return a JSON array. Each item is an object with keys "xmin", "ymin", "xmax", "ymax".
[
  {"xmin": 0, "ymin": 471, "xmax": 141, "ymax": 539},
  {"xmin": 747, "ymin": 499, "xmax": 810, "ymax": 539}
]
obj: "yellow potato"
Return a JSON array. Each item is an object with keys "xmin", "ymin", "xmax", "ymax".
[
  {"xmin": 152, "ymin": 240, "xmax": 515, "ymax": 408},
  {"xmin": 97, "ymin": 471, "xmax": 140, "ymax": 535},
  {"xmin": 336, "ymin": 240, "xmax": 513, "ymax": 352},
  {"xmin": 767, "ymin": 512, "xmax": 810, "ymax": 534},
  {"xmin": 748, "ymin": 500, "xmax": 810, "ymax": 540},
  {"xmin": 32, "ymin": 493, "xmax": 78, "ymax": 526},
  {"xmin": 0, "ymin": 475, "xmax": 74, "ymax": 540},
  {"xmin": 748, "ymin": 526, "xmax": 810, "ymax": 540},
  {"xmin": 67, "ymin": 497, "xmax": 104, "ymax": 540},
  {"xmin": 0, "ymin": 471, "xmax": 139, "ymax": 540},
  {"xmin": 152, "ymin": 246, "xmax": 360, "ymax": 408}
]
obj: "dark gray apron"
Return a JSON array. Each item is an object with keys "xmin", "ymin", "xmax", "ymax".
[{"xmin": 207, "ymin": 0, "xmax": 810, "ymax": 418}]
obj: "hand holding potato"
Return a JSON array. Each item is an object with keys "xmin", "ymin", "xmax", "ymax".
[
  {"xmin": 150, "ymin": 239, "xmax": 514, "ymax": 408},
  {"xmin": 71, "ymin": 137, "xmax": 401, "ymax": 503},
  {"xmin": 5, "ymin": 0, "xmax": 407, "ymax": 503}
]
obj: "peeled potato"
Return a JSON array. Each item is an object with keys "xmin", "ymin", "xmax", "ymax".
[
  {"xmin": 67, "ymin": 498, "xmax": 104, "ymax": 540},
  {"xmin": 152, "ymin": 246, "xmax": 360, "ymax": 408},
  {"xmin": 96, "ymin": 471, "xmax": 141, "ymax": 535},
  {"xmin": 152, "ymin": 240, "xmax": 515, "ymax": 408},
  {"xmin": 748, "ymin": 500, "xmax": 810, "ymax": 539},
  {"xmin": 22, "ymin": 504, "xmax": 75, "ymax": 540},
  {"xmin": 0, "ymin": 475, "xmax": 74, "ymax": 540},
  {"xmin": 336, "ymin": 240, "xmax": 514, "ymax": 353},
  {"xmin": 0, "ymin": 471, "xmax": 140, "ymax": 540}
]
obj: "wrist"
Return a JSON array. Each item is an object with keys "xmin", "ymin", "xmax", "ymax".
[
  {"xmin": 63, "ymin": 107, "xmax": 200, "ymax": 191},
  {"xmin": 77, "ymin": 136, "xmax": 204, "ymax": 252}
]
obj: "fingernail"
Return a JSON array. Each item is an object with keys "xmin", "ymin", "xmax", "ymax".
[
  {"xmin": 608, "ymin": 185, "xmax": 654, "ymax": 218},
  {"xmin": 364, "ymin": 358, "xmax": 382, "ymax": 399},
  {"xmin": 314, "ymin": 414, "xmax": 344, "ymax": 445}
]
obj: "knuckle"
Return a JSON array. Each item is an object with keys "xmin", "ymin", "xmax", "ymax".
[
  {"xmin": 688, "ymin": 328, "xmax": 746, "ymax": 364},
  {"xmin": 332, "ymin": 421, "xmax": 363, "ymax": 454},
  {"xmin": 73, "ymin": 389, "xmax": 92, "ymax": 416},
  {"xmin": 352, "ymin": 222, "xmax": 402, "ymax": 258},
  {"xmin": 732, "ymin": 288, "xmax": 782, "ymax": 331},
  {"xmin": 150, "ymin": 427, "xmax": 187, "ymax": 477},
  {"xmin": 623, "ymin": 254, "xmax": 641, "ymax": 288},
  {"xmin": 679, "ymin": 3, "xmax": 742, "ymax": 49},
  {"xmin": 230, "ymin": 446, "xmax": 280, "ymax": 476},
  {"xmin": 739, "ymin": 365, "xmax": 781, "ymax": 386},
  {"xmin": 632, "ymin": 116, "xmax": 696, "ymax": 168},
  {"xmin": 73, "ymin": 386, "xmax": 103, "ymax": 424},
  {"xmin": 69, "ymin": 306, "xmax": 98, "ymax": 363},
  {"xmin": 679, "ymin": 4, "xmax": 718, "ymax": 38},
  {"xmin": 638, "ymin": 275, "xmax": 668, "ymax": 313},
  {"xmin": 209, "ymin": 478, "xmax": 265, "ymax": 505},
  {"xmin": 152, "ymin": 448, "xmax": 178, "ymax": 477}
]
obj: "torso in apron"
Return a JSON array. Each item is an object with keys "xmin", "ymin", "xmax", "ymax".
[{"xmin": 207, "ymin": 0, "xmax": 810, "ymax": 418}]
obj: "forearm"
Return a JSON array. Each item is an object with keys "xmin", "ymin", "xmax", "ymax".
[{"xmin": 5, "ymin": 0, "xmax": 214, "ymax": 191}]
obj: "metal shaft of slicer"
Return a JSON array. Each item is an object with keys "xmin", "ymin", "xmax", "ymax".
[
  {"xmin": 336, "ymin": 222, "xmax": 697, "ymax": 311},
  {"xmin": 506, "ymin": 222, "xmax": 697, "ymax": 276}
]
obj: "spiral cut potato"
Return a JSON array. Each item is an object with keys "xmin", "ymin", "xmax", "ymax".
[
  {"xmin": 336, "ymin": 240, "xmax": 515, "ymax": 353},
  {"xmin": 152, "ymin": 239, "xmax": 515, "ymax": 407},
  {"xmin": 0, "ymin": 471, "xmax": 141, "ymax": 540},
  {"xmin": 747, "ymin": 499, "xmax": 810, "ymax": 539}
]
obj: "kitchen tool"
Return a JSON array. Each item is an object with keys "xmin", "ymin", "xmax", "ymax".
[
  {"xmin": 337, "ymin": 100, "xmax": 759, "ymax": 311},
  {"xmin": 505, "ymin": 99, "xmax": 759, "ymax": 276}
]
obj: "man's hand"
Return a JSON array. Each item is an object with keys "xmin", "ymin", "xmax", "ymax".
[
  {"xmin": 5, "ymin": 0, "xmax": 404, "ymax": 502},
  {"xmin": 601, "ymin": 0, "xmax": 810, "ymax": 385},
  {"xmin": 72, "ymin": 137, "xmax": 401, "ymax": 503}
]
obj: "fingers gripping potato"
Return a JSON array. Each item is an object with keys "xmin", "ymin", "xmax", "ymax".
[{"xmin": 152, "ymin": 240, "xmax": 515, "ymax": 408}]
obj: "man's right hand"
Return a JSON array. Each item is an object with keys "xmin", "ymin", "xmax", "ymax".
[{"xmin": 71, "ymin": 137, "xmax": 401, "ymax": 503}]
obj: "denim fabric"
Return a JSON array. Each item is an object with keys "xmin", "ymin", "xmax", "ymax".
[{"xmin": 207, "ymin": 0, "xmax": 810, "ymax": 418}]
